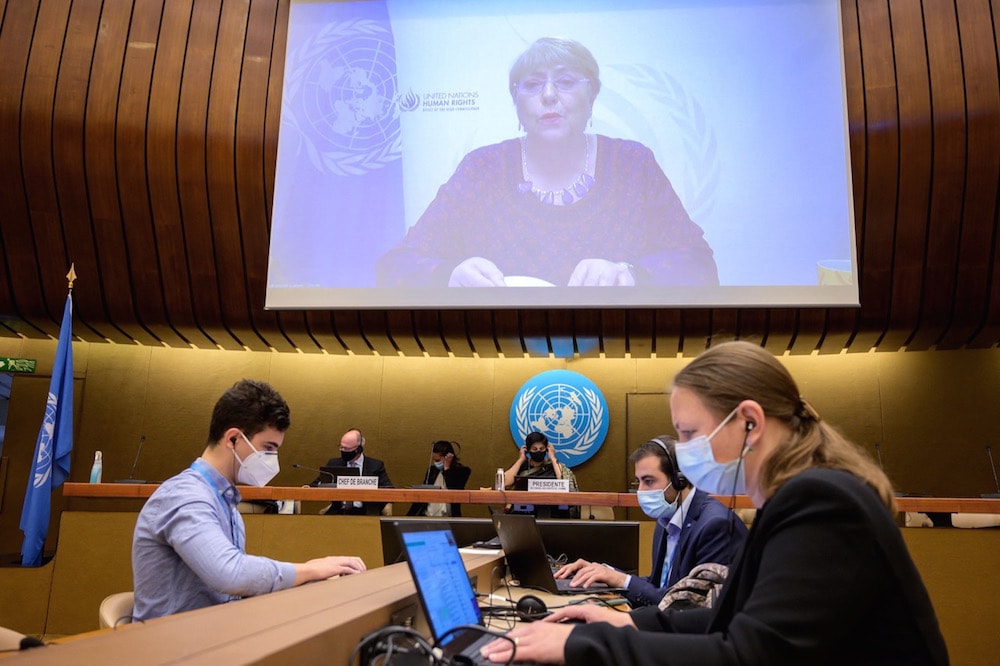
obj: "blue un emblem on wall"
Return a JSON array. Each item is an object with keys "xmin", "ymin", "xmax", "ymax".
[{"xmin": 509, "ymin": 370, "xmax": 609, "ymax": 468}]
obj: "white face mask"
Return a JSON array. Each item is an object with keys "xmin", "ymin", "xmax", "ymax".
[
  {"xmin": 233, "ymin": 432, "xmax": 280, "ymax": 487},
  {"xmin": 675, "ymin": 408, "xmax": 746, "ymax": 495}
]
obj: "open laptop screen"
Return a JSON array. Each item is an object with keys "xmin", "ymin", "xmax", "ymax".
[{"xmin": 400, "ymin": 527, "xmax": 483, "ymax": 647}]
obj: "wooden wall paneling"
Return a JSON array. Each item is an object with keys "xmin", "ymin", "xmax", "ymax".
[
  {"xmin": 905, "ymin": 2, "xmax": 967, "ymax": 351},
  {"xmin": 412, "ymin": 311, "xmax": 448, "ymax": 357},
  {"xmin": 19, "ymin": 0, "xmax": 79, "ymax": 334},
  {"xmin": 85, "ymin": 0, "xmax": 160, "ymax": 345},
  {"xmin": 846, "ymin": 0, "xmax": 898, "ymax": 352},
  {"xmin": 304, "ymin": 310, "xmax": 348, "ymax": 354},
  {"xmin": 761, "ymin": 309, "xmax": 795, "ymax": 354},
  {"xmin": 492, "ymin": 310, "xmax": 524, "ymax": 357},
  {"xmin": 819, "ymin": 307, "xmax": 859, "ymax": 353},
  {"xmin": 543, "ymin": 309, "xmax": 573, "ymax": 357},
  {"xmin": 176, "ymin": 0, "xmax": 242, "ymax": 350},
  {"xmin": 357, "ymin": 311, "xmax": 397, "ymax": 356},
  {"xmin": 274, "ymin": 311, "xmax": 320, "ymax": 352},
  {"xmin": 734, "ymin": 308, "xmax": 767, "ymax": 348},
  {"xmin": 205, "ymin": 0, "xmax": 270, "ymax": 351},
  {"xmin": 518, "ymin": 310, "xmax": 549, "ymax": 357},
  {"xmin": 330, "ymin": 311, "xmax": 372, "ymax": 354},
  {"xmin": 708, "ymin": 308, "xmax": 738, "ymax": 347},
  {"xmin": 876, "ymin": 0, "xmax": 933, "ymax": 351},
  {"xmin": 236, "ymin": 0, "xmax": 295, "ymax": 352},
  {"xmin": 463, "ymin": 310, "xmax": 499, "ymax": 358},
  {"xmin": 144, "ymin": 0, "xmax": 216, "ymax": 349},
  {"xmin": 383, "ymin": 311, "xmax": 421, "ymax": 356},
  {"xmin": 680, "ymin": 309, "xmax": 712, "ymax": 356},
  {"xmin": 788, "ymin": 308, "xmax": 826, "ymax": 354},
  {"xmin": 116, "ymin": 0, "xmax": 189, "ymax": 348},
  {"xmin": 52, "ymin": 0, "xmax": 133, "ymax": 344},
  {"xmin": 652, "ymin": 309, "xmax": 681, "ymax": 357},
  {"xmin": 625, "ymin": 310, "xmax": 653, "ymax": 358},
  {"xmin": 600, "ymin": 310, "xmax": 626, "ymax": 358},
  {"xmin": 440, "ymin": 310, "xmax": 475, "ymax": 357},
  {"xmin": 0, "ymin": 0, "xmax": 53, "ymax": 337},
  {"xmin": 936, "ymin": 0, "xmax": 1000, "ymax": 349},
  {"xmin": 571, "ymin": 309, "xmax": 601, "ymax": 358}
]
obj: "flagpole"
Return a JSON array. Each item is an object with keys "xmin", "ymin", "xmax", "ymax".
[{"xmin": 19, "ymin": 266, "xmax": 76, "ymax": 566}]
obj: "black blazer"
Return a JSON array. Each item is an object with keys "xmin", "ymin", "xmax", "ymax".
[
  {"xmin": 406, "ymin": 464, "xmax": 472, "ymax": 517},
  {"xmin": 319, "ymin": 455, "xmax": 393, "ymax": 515},
  {"xmin": 566, "ymin": 468, "xmax": 949, "ymax": 665}
]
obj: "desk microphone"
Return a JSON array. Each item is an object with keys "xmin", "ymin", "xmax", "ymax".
[
  {"xmin": 115, "ymin": 435, "xmax": 147, "ymax": 484},
  {"xmin": 292, "ymin": 463, "xmax": 337, "ymax": 487},
  {"xmin": 983, "ymin": 446, "xmax": 1000, "ymax": 499}
]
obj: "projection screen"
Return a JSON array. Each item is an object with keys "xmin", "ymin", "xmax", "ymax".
[{"xmin": 266, "ymin": 0, "xmax": 858, "ymax": 309}]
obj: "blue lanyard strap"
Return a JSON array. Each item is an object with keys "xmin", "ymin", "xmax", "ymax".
[{"xmin": 190, "ymin": 460, "xmax": 243, "ymax": 551}]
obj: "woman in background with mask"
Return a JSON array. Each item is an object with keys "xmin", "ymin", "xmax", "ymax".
[
  {"xmin": 482, "ymin": 341, "xmax": 948, "ymax": 665},
  {"xmin": 504, "ymin": 432, "xmax": 579, "ymax": 519},
  {"xmin": 407, "ymin": 440, "xmax": 472, "ymax": 517},
  {"xmin": 554, "ymin": 436, "xmax": 746, "ymax": 607}
]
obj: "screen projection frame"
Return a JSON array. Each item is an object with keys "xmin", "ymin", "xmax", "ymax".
[{"xmin": 266, "ymin": 0, "xmax": 859, "ymax": 310}]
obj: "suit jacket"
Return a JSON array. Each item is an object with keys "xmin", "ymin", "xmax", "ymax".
[
  {"xmin": 625, "ymin": 488, "xmax": 747, "ymax": 607},
  {"xmin": 320, "ymin": 455, "xmax": 393, "ymax": 516},
  {"xmin": 566, "ymin": 468, "xmax": 949, "ymax": 665},
  {"xmin": 405, "ymin": 464, "xmax": 472, "ymax": 517}
]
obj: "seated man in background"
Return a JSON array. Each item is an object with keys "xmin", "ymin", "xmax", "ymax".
[
  {"xmin": 555, "ymin": 436, "xmax": 747, "ymax": 606},
  {"xmin": 319, "ymin": 428, "xmax": 394, "ymax": 515},
  {"xmin": 132, "ymin": 379, "xmax": 366, "ymax": 621}
]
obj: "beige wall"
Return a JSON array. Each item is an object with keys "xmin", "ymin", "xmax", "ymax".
[{"xmin": 2, "ymin": 338, "xmax": 1000, "ymax": 553}]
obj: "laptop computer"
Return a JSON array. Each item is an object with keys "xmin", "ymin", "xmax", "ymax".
[
  {"xmin": 398, "ymin": 525, "xmax": 497, "ymax": 664},
  {"xmin": 492, "ymin": 513, "xmax": 627, "ymax": 595}
]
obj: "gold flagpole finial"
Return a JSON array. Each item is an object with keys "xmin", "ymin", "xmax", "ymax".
[{"xmin": 67, "ymin": 263, "xmax": 77, "ymax": 289}]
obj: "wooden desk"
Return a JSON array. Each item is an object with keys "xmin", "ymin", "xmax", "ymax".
[
  {"xmin": 63, "ymin": 483, "xmax": 1000, "ymax": 513},
  {"xmin": 8, "ymin": 552, "xmax": 504, "ymax": 665}
]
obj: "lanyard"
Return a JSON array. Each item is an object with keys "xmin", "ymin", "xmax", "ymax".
[{"xmin": 190, "ymin": 460, "xmax": 243, "ymax": 551}]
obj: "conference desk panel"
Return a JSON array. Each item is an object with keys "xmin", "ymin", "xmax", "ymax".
[
  {"xmin": 63, "ymin": 483, "xmax": 1000, "ymax": 514},
  {"xmin": 12, "ymin": 552, "xmax": 504, "ymax": 665}
]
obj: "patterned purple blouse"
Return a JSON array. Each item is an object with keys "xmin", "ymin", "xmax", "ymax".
[{"xmin": 376, "ymin": 135, "xmax": 718, "ymax": 287}]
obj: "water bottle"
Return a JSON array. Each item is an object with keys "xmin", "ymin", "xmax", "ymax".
[
  {"xmin": 495, "ymin": 467, "xmax": 505, "ymax": 491},
  {"xmin": 89, "ymin": 451, "xmax": 103, "ymax": 483}
]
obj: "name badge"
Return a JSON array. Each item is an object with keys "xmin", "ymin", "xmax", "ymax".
[
  {"xmin": 528, "ymin": 478, "xmax": 569, "ymax": 492},
  {"xmin": 338, "ymin": 475, "xmax": 379, "ymax": 488}
]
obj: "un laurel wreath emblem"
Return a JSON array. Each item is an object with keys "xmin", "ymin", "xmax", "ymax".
[{"xmin": 509, "ymin": 370, "xmax": 609, "ymax": 468}]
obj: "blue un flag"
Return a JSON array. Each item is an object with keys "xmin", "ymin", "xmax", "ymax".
[{"xmin": 20, "ymin": 292, "xmax": 74, "ymax": 567}]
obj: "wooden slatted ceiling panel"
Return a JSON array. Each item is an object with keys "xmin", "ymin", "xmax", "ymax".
[
  {"xmin": 907, "ymin": 1, "xmax": 968, "ymax": 351},
  {"xmin": 0, "ymin": 0, "xmax": 52, "ymax": 338},
  {"xmin": 938, "ymin": 0, "xmax": 1000, "ymax": 349},
  {"xmin": 876, "ymin": 0, "xmax": 931, "ymax": 352},
  {"xmin": 148, "ymin": 0, "xmax": 217, "ymax": 349}
]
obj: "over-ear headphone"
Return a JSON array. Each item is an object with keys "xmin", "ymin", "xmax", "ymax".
[
  {"xmin": 650, "ymin": 437, "xmax": 689, "ymax": 491},
  {"xmin": 515, "ymin": 594, "xmax": 549, "ymax": 621}
]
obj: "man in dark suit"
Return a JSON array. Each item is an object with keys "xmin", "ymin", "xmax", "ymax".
[
  {"xmin": 555, "ymin": 436, "xmax": 747, "ymax": 607},
  {"xmin": 318, "ymin": 428, "xmax": 393, "ymax": 515}
]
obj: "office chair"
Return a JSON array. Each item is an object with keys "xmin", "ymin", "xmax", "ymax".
[{"xmin": 99, "ymin": 591, "xmax": 135, "ymax": 629}]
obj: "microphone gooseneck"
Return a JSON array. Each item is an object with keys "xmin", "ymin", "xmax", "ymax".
[{"xmin": 292, "ymin": 463, "xmax": 335, "ymax": 482}]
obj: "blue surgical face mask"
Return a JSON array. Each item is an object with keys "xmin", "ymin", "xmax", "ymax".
[
  {"xmin": 636, "ymin": 483, "xmax": 678, "ymax": 520},
  {"xmin": 675, "ymin": 408, "xmax": 746, "ymax": 495},
  {"xmin": 433, "ymin": 460, "xmax": 445, "ymax": 470}
]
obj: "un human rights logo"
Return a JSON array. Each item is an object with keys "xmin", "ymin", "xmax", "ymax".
[{"xmin": 509, "ymin": 370, "xmax": 609, "ymax": 468}]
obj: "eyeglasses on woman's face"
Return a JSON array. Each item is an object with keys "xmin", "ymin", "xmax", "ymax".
[{"xmin": 516, "ymin": 74, "xmax": 590, "ymax": 96}]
